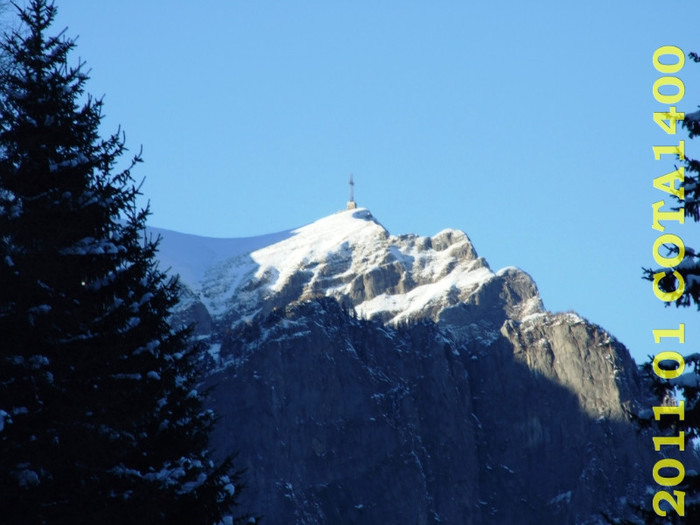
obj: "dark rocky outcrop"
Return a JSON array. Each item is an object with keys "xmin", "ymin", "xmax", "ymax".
[
  {"xmin": 208, "ymin": 300, "xmax": 480, "ymax": 524},
  {"xmin": 152, "ymin": 210, "xmax": 662, "ymax": 523},
  {"xmin": 203, "ymin": 299, "xmax": 654, "ymax": 524}
]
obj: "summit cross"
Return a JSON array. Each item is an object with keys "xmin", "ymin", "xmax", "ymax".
[{"xmin": 347, "ymin": 174, "xmax": 357, "ymax": 209}]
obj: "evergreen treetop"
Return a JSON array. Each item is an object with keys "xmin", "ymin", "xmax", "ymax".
[{"xmin": 0, "ymin": 1, "xmax": 243, "ymax": 522}]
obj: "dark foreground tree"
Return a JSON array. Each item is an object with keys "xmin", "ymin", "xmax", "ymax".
[
  {"xmin": 602, "ymin": 356, "xmax": 700, "ymax": 524},
  {"xmin": 0, "ymin": 1, "xmax": 243, "ymax": 523},
  {"xmin": 603, "ymin": 362, "xmax": 700, "ymax": 524}
]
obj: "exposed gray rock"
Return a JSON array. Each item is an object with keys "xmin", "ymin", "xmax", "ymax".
[
  {"xmin": 464, "ymin": 312, "xmax": 652, "ymax": 524},
  {"xmin": 208, "ymin": 300, "xmax": 481, "ymax": 524},
  {"xmin": 203, "ymin": 300, "xmax": 654, "ymax": 524},
  {"xmin": 151, "ymin": 209, "xmax": 662, "ymax": 524}
]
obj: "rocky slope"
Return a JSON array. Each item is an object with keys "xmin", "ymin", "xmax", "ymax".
[{"xmin": 154, "ymin": 208, "xmax": 656, "ymax": 524}]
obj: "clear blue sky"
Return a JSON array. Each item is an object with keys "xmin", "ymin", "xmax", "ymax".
[{"xmin": 18, "ymin": 1, "xmax": 700, "ymax": 364}]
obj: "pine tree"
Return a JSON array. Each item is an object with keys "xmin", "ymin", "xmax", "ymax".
[
  {"xmin": 602, "ymin": 359, "xmax": 700, "ymax": 524},
  {"xmin": 0, "ymin": 2, "xmax": 243, "ymax": 523}
]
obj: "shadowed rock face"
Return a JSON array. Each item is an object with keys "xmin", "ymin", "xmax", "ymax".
[
  {"xmin": 465, "ymin": 314, "xmax": 652, "ymax": 525},
  {"xmin": 205, "ymin": 299, "xmax": 654, "ymax": 525},
  {"xmin": 154, "ymin": 210, "xmax": 659, "ymax": 524},
  {"xmin": 209, "ymin": 300, "xmax": 480, "ymax": 524}
]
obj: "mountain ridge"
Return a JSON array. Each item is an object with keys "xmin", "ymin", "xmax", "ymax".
[
  {"xmin": 152, "ymin": 207, "xmax": 656, "ymax": 524},
  {"xmin": 154, "ymin": 207, "xmax": 544, "ymax": 333}
]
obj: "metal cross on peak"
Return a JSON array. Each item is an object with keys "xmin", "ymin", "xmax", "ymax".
[{"xmin": 347, "ymin": 174, "xmax": 357, "ymax": 209}]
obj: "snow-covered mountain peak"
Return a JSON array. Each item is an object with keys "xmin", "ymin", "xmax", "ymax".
[
  {"xmin": 286, "ymin": 207, "xmax": 388, "ymax": 242},
  {"xmin": 152, "ymin": 214, "xmax": 646, "ymax": 525},
  {"xmin": 156, "ymin": 207, "xmax": 544, "ymax": 335},
  {"xmin": 250, "ymin": 208, "xmax": 390, "ymax": 293}
]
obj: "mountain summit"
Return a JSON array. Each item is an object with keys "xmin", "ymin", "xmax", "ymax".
[
  {"xmin": 157, "ymin": 207, "xmax": 541, "ymax": 333},
  {"xmin": 154, "ymin": 209, "xmax": 655, "ymax": 524}
]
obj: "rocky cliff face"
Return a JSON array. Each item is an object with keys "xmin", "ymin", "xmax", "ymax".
[{"xmin": 154, "ymin": 208, "xmax": 656, "ymax": 524}]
